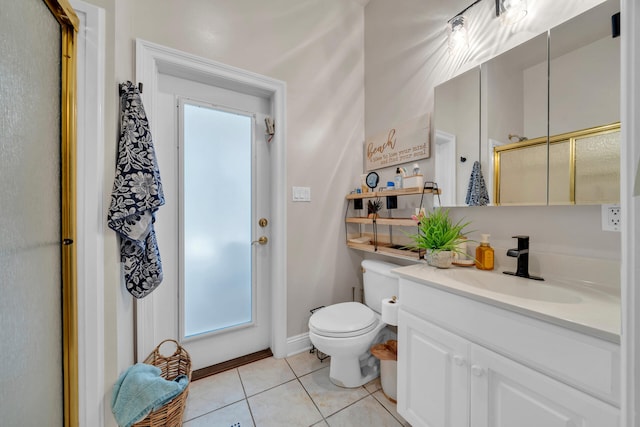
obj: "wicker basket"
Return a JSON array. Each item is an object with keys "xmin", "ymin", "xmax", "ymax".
[{"xmin": 133, "ymin": 339, "xmax": 192, "ymax": 427}]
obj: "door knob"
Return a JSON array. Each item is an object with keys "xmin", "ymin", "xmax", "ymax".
[
  {"xmin": 252, "ymin": 236, "xmax": 268, "ymax": 245},
  {"xmin": 452, "ymin": 355, "xmax": 466, "ymax": 367},
  {"xmin": 471, "ymin": 365, "xmax": 485, "ymax": 377},
  {"xmin": 258, "ymin": 218, "xmax": 268, "ymax": 228}
]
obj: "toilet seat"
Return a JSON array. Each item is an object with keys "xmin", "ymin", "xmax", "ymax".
[{"xmin": 309, "ymin": 302, "xmax": 379, "ymax": 338}]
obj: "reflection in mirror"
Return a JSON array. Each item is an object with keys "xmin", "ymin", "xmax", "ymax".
[
  {"xmin": 548, "ymin": 0, "xmax": 620, "ymax": 204},
  {"xmin": 433, "ymin": 66, "xmax": 480, "ymax": 207},
  {"xmin": 483, "ymin": 33, "xmax": 548, "ymax": 206},
  {"xmin": 495, "ymin": 123, "xmax": 620, "ymax": 205},
  {"xmin": 435, "ymin": 0, "xmax": 620, "ymax": 207}
]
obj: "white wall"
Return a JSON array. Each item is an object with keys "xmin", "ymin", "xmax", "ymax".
[
  {"xmin": 365, "ymin": 0, "xmax": 620, "ymax": 264},
  {"xmin": 94, "ymin": 0, "xmax": 364, "ymax": 398}
]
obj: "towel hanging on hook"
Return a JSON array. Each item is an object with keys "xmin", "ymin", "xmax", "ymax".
[
  {"xmin": 118, "ymin": 82, "xmax": 143, "ymax": 95},
  {"xmin": 108, "ymin": 81, "xmax": 165, "ymax": 298}
]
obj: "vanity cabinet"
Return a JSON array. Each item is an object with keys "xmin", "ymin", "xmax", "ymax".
[
  {"xmin": 397, "ymin": 278, "xmax": 620, "ymax": 427},
  {"xmin": 344, "ymin": 187, "xmax": 439, "ymax": 260}
]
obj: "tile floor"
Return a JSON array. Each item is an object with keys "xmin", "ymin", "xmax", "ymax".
[{"xmin": 183, "ymin": 351, "xmax": 410, "ymax": 427}]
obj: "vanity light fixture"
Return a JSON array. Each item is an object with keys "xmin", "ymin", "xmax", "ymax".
[
  {"xmin": 448, "ymin": 15, "xmax": 469, "ymax": 53},
  {"xmin": 447, "ymin": 0, "xmax": 483, "ymax": 54},
  {"xmin": 495, "ymin": 0, "xmax": 528, "ymax": 24}
]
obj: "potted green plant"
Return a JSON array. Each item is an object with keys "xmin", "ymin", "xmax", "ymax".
[
  {"xmin": 367, "ymin": 198, "xmax": 383, "ymax": 219},
  {"xmin": 406, "ymin": 207, "xmax": 471, "ymax": 268}
]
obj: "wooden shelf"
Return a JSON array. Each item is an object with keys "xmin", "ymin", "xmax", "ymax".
[
  {"xmin": 377, "ymin": 245, "xmax": 423, "ymax": 260},
  {"xmin": 345, "ymin": 217, "xmax": 418, "ymax": 226},
  {"xmin": 376, "ymin": 217, "xmax": 417, "ymax": 226},
  {"xmin": 346, "ymin": 187, "xmax": 440, "ymax": 200},
  {"xmin": 346, "ymin": 241, "xmax": 423, "ymax": 261},
  {"xmin": 345, "ymin": 186, "xmax": 431, "ymax": 262}
]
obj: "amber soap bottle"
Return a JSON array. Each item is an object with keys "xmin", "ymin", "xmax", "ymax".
[{"xmin": 475, "ymin": 234, "xmax": 494, "ymax": 270}]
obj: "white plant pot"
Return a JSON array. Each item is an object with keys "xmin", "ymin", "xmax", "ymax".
[{"xmin": 426, "ymin": 250, "xmax": 453, "ymax": 268}]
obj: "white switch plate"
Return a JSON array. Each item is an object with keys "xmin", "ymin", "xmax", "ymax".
[
  {"xmin": 292, "ymin": 186, "xmax": 311, "ymax": 202},
  {"xmin": 602, "ymin": 204, "xmax": 621, "ymax": 232}
]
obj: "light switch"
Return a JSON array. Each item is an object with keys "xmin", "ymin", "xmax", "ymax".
[{"xmin": 292, "ymin": 186, "xmax": 311, "ymax": 202}]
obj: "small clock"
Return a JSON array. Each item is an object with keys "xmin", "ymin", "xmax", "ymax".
[{"xmin": 366, "ymin": 171, "xmax": 380, "ymax": 190}]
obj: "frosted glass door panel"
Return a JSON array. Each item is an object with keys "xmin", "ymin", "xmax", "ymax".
[
  {"xmin": 575, "ymin": 130, "xmax": 620, "ymax": 204},
  {"xmin": 497, "ymin": 144, "xmax": 547, "ymax": 205},
  {"xmin": 0, "ymin": 0, "xmax": 63, "ymax": 425},
  {"xmin": 182, "ymin": 103, "xmax": 253, "ymax": 338},
  {"xmin": 548, "ymin": 140, "xmax": 571, "ymax": 205}
]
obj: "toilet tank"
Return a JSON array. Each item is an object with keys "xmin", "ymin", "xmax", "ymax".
[{"xmin": 361, "ymin": 260, "xmax": 400, "ymax": 313}]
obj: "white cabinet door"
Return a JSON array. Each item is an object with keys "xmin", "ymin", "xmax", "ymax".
[
  {"xmin": 469, "ymin": 345, "xmax": 619, "ymax": 427},
  {"xmin": 398, "ymin": 310, "xmax": 469, "ymax": 427}
]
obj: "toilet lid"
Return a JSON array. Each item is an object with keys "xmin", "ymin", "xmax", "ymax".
[{"xmin": 309, "ymin": 302, "xmax": 377, "ymax": 337}]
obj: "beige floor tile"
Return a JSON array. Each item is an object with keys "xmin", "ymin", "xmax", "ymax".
[
  {"xmin": 248, "ymin": 380, "xmax": 323, "ymax": 427},
  {"xmin": 184, "ymin": 369, "xmax": 245, "ymax": 421},
  {"xmin": 299, "ymin": 366, "xmax": 369, "ymax": 417},
  {"xmin": 286, "ymin": 350, "xmax": 330, "ymax": 377},
  {"xmin": 372, "ymin": 390, "xmax": 410, "ymax": 426},
  {"xmin": 183, "ymin": 400, "xmax": 254, "ymax": 427},
  {"xmin": 325, "ymin": 395, "xmax": 402, "ymax": 427},
  {"xmin": 238, "ymin": 357, "xmax": 296, "ymax": 396},
  {"xmin": 364, "ymin": 376, "xmax": 382, "ymax": 394}
]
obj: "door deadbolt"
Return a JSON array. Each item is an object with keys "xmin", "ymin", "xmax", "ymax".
[
  {"xmin": 252, "ymin": 236, "xmax": 268, "ymax": 245},
  {"xmin": 258, "ymin": 218, "xmax": 268, "ymax": 228}
]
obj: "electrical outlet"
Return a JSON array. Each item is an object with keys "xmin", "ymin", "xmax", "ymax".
[{"xmin": 602, "ymin": 204, "xmax": 621, "ymax": 232}]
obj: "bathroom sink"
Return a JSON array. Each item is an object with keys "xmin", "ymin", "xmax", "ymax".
[
  {"xmin": 392, "ymin": 263, "xmax": 621, "ymax": 342},
  {"xmin": 434, "ymin": 268, "xmax": 583, "ymax": 304}
]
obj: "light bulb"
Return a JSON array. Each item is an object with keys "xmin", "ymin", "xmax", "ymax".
[
  {"xmin": 448, "ymin": 15, "xmax": 469, "ymax": 53},
  {"xmin": 499, "ymin": 0, "xmax": 527, "ymax": 24}
]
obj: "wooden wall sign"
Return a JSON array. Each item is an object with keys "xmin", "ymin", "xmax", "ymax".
[{"xmin": 364, "ymin": 113, "xmax": 430, "ymax": 171}]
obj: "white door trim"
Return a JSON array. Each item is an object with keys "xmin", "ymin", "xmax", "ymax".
[
  {"xmin": 71, "ymin": 1, "xmax": 106, "ymax": 426},
  {"xmin": 621, "ymin": 0, "xmax": 639, "ymax": 425},
  {"xmin": 135, "ymin": 39, "xmax": 288, "ymax": 360},
  {"xmin": 434, "ymin": 129, "xmax": 456, "ymax": 207}
]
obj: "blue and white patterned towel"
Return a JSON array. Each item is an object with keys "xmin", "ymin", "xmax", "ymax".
[
  {"xmin": 108, "ymin": 81, "xmax": 165, "ymax": 298},
  {"xmin": 465, "ymin": 161, "xmax": 490, "ymax": 206}
]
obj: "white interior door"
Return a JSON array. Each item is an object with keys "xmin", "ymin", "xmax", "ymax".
[
  {"xmin": 178, "ymin": 96, "xmax": 272, "ymax": 369},
  {"xmin": 135, "ymin": 40, "xmax": 287, "ymax": 369},
  {"xmin": 143, "ymin": 72, "xmax": 273, "ymax": 370},
  {"xmin": 435, "ymin": 130, "xmax": 456, "ymax": 206}
]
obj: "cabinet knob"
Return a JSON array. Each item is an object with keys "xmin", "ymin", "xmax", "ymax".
[
  {"xmin": 453, "ymin": 355, "xmax": 466, "ymax": 366},
  {"xmin": 471, "ymin": 365, "xmax": 485, "ymax": 377}
]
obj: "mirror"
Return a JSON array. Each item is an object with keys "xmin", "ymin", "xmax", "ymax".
[
  {"xmin": 548, "ymin": 0, "xmax": 620, "ymax": 205},
  {"xmin": 483, "ymin": 33, "xmax": 548, "ymax": 206},
  {"xmin": 434, "ymin": 0, "xmax": 620, "ymax": 207},
  {"xmin": 433, "ymin": 66, "xmax": 480, "ymax": 207}
]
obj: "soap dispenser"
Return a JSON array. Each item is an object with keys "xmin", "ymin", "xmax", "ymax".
[
  {"xmin": 394, "ymin": 168, "xmax": 403, "ymax": 189},
  {"xmin": 475, "ymin": 234, "xmax": 494, "ymax": 271}
]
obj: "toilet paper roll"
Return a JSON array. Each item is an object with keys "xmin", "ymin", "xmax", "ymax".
[{"xmin": 381, "ymin": 297, "xmax": 399, "ymax": 326}]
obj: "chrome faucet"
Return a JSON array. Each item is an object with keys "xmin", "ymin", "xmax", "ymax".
[{"xmin": 504, "ymin": 236, "xmax": 544, "ymax": 281}]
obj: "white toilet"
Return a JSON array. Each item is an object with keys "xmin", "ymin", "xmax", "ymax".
[{"xmin": 308, "ymin": 259, "xmax": 399, "ymax": 388}]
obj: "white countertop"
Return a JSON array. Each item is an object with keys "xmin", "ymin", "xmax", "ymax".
[{"xmin": 392, "ymin": 263, "xmax": 621, "ymax": 343}]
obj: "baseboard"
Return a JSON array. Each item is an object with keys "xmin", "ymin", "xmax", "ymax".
[
  {"xmin": 286, "ymin": 332, "xmax": 312, "ymax": 357},
  {"xmin": 192, "ymin": 348, "xmax": 273, "ymax": 381}
]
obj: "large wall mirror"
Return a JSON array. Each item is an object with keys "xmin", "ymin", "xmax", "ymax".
[
  {"xmin": 483, "ymin": 32, "xmax": 548, "ymax": 206},
  {"xmin": 434, "ymin": 0, "xmax": 620, "ymax": 207},
  {"xmin": 434, "ymin": 67, "xmax": 480, "ymax": 207}
]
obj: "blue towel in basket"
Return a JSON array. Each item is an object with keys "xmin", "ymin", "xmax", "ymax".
[{"xmin": 111, "ymin": 363, "xmax": 188, "ymax": 427}]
